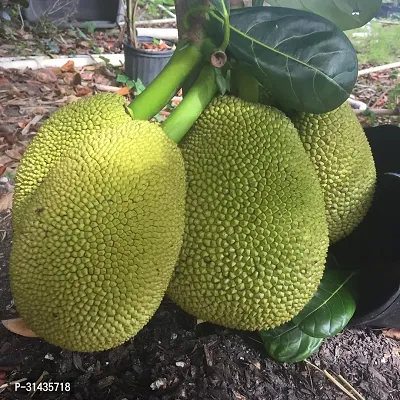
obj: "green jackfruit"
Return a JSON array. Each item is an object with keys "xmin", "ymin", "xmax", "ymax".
[
  {"xmin": 10, "ymin": 119, "xmax": 186, "ymax": 352},
  {"xmin": 13, "ymin": 94, "xmax": 132, "ymax": 229},
  {"xmin": 291, "ymin": 102, "xmax": 376, "ymax": 243},
  {"xmin": 167, "ymin": 96, "xmax": 329, "ymax": 331}
]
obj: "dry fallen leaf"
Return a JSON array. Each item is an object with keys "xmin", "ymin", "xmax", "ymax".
[
  {"xmin": 35, "ymin": 69, "xmax": 58, "ymax": 84},
  {"xmin": 116, "ymin": 86, "xmax": 130, "ymax": 95},
  {"xmin": 64, "ymin": 94, "xmax": 81, "ymax": 104},
  {"xmin": 61, "ymin": 60, "xmax": 75, "ymax": 72},
  {"xmin": 3, "ymin": 135, "xmax": 17, "ymax": 145},
  {"xmin": 93, "ymin": 73, "xmax": 113, "ymax": 86},
  {"xmin": 75, "ymin": 86, "xmax": 92, "ymax": 97},
  {"xmin": 5, "ymin": 149, "xmax": 22, "ymax": 161},
  {"xmin": 0, "ymin": 192, "xmax": 13, "ymax": 210},
  {"xmin": 2, "ymin": 318, "xmax": 38, "ymax": 337},
  {"xmin": 17, "ymin": 119, "xmax": 31, "ymax": 129},
  {"xmin": 383, "ymin": 328, "xmax": 400, "ymax": 340},
  {"xmin": 31, "ymin": 106, "xmax": 48, "ymax": 115}
]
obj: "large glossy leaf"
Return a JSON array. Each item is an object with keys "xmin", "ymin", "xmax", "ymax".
[
  {"xmin": 259, "ymin": 267, "xmax": 356, "ymax": 363},
  {"xmin": 292, "ymin": 269, "xmax": 357, "ymax": 338},
  {"xmin": 205, "ymin": 7, "xmax": 358, "ymax": 114},
  {"xmin": 210, "ymin": 0, "xmax": 230, "ymax": 16},
  {"xmin": 266, "ymin": 0, "xmax": 382, "ymax": 31},
  {"xmin": 259, "ymin": 322, "xmax": 324, "ymax": 363}
]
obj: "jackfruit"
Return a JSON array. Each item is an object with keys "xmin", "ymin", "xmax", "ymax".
[
  {"xmin": 167, "ymin": 96, "xmax": 329, "ymax": 331},
  {"xmin": 13, "ymin": 93, "xmax": 132, "ymax": 229},
  {"xmin": 291, "ymin": 102, "xmax": 376, "ymax": 243},
  {"xmin": 10, "ymin": 119, "xmax": 186, "ymax": 352}
]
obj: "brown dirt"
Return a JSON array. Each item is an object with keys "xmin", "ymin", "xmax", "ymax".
[{"xmin": 0, "ymin": 211, "xmax": 399, "ymax": 400}]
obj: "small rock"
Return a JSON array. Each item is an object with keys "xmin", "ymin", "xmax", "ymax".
[
  {"xmin": 176, "ymin": 361, "xmax": 185, "ymax": 368},
  {"xmin": 171, "ymin": 333, "xmax": 178, "ymax": 340},
  {"xmin": 150, "ymin": 378, "xmax": 168, "ymax": 390},
  {"xmin": 44, "ymin": 353, "xmax": 54, "ymax": 360}
]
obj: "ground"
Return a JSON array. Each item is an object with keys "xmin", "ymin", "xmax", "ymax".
[
  {"xmin": 0, "ymin": 210, "xmax": 399, "ymax": 400},
  {"xmin": 1, "ymin": 7, "xmax": 400, "ymax": 400}
]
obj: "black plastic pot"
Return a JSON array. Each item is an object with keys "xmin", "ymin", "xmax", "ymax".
[
  {"xmin": 331, "ymin": 124, "xmax": 400, "ymax": 329},
  {"xmin": 22, "ymin": 0, "xmax": 124, "ymax": 28},
  {"xmin": 124, "ymin": 37, "xmax": 175, "ymax": 87}
]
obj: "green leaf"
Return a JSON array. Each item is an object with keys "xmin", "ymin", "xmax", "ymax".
[
  {"xmin": 134, "ymin": 78, "xmax": 146, "ymax": 95},
  {"xmin": 225, "ymin": 69, "xmax": 232, "ymax": 93},
  {"xmin": 215, "ymin": 68, "xmax": 227, "ymax": 94},
  {"xmin": 154, "ymin": 113, "xmax": 164, "ymax": 122},
  {"xmin": 292, "ymin": 269, "xmax": 357, "ymax": 338},
  {"xmin": 259, "ymin": 267, "xmax": 356, "ymax": 363},
  {"xmin": 266, "ymin": 0, "xmax": 382, "ymax": 31},
  {"xmin": 259, "ymin": 322, "xmax": 324, "ymax": 363},
  {"xmin": 116, "ymin": 74, "xmax": 129, "ymax": 83},
  {"xmin": 15, "ymin": 0, "xmax": 30, "ymax": 8},
  {"xmin": 126, "ymin": 80, "xmax": 136, "ymax": 89},
  {"xmin": 205, "ymin": 7, "xmax": 358, "ymax": 114},
  {"xmin": 76, "ymin": 28, "xmax": 88, "ymax": 40},
  {"xmin": 99, "ymin": 56, "xmax": 111, "ymax": 65},
  {"xmin": 210, "ymin": 0, "xmax": 230, "ymax": 16}
]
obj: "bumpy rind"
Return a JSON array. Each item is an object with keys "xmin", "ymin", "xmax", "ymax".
[
  {"xmin": 291, "ymin": 102, "xmax": 376, "ymax": 244},
  {"xmin": 10, "ymin": 120, "xmax": 186, "ymax": 352},
  {"xmin": 167, "ymin": 95, "xmax": 329, "ymax": 331},
  {"xmin": 13, "ymin": 93, "xmax": 132, "ymax": 229}
]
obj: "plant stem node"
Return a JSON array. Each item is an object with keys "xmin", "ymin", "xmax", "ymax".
[{"xmin": 211, "ymin": 51, "xmax": 228, "ymax": 68}]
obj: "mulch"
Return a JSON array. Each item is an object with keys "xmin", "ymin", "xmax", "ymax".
[{"xmin": 0, "ymin": 208, "xmax": 399, "ymax": 399}]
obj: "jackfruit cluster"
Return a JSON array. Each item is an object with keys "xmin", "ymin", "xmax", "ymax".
[{"xmin": 9, "ymin": 90, "xmax": 376, "ymax": 352}]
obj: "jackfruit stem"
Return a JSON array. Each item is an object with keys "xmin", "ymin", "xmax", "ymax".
[
  {"xmin": 161, "ymin": 65, "xmax": 218, "ymax": 144},
  {"xmin": 127, "ymin": 41, "xmax": 203, "ymax": 121}
]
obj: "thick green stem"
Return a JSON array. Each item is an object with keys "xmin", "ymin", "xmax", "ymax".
[
  {"xmin": 127, "ymin": 42, "xmax": 203, "ymax": 121},
  {"xmin": 233, "ymin": 68, "xmax": 260, "ymax": 103},
  {"xmin": 161, "ymin": 65, "xmax": 218, "ymax": 144}
]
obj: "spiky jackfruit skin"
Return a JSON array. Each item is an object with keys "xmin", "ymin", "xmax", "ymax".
[
  {"xmin": 10, "ymin": 120, "xmax": 186, "ymax": 352},
  {"xmin": 13, "ymin": 94, "xmax": 132, "ymax": 229},
  {"xmin": 291, "ymin": 102, "xmax": 376, "ymax": 244},
  {"xmin": 167, "ymin": 96, "xmax": 329, "ymax": 331}
]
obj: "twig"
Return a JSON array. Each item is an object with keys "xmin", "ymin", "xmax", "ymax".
[
  {"xmin": 151, "ymin": 1, "xmax": 176, "ymax": 18},
  {"xmin": 354, "ymin": 108, "xmax": 400, "ymax": 116},
  {"xmin": 370, "ymin": 87, "xmax": 393, "ymax": 108},
  {"xmin": 374, "ymin": 18, "xmax": 400, "ymax": 25},
  {"xmin": 337, "ymin": 374, "xmax": 366, "ymax": 400},
  {"xmin": 304, "ymin": 360, "xmax": 364, "ymax": 400},
  {"xmin": 135, "ymin": 18, "xmax": 176, "ymax": 26},
  {"xmin": 358, "ymin": 62, "xmax": 400, "ymax": 76},
  {"xmin": 29, "ymin": 371, "xmax": 48, "ymax": 398},
  {"xmin": 17, "ymin": 6, "xmax": 24, "ymax": 30},
  {"xmin": 21, "ymin": 115, "xmax": 43, "ymax": 135},
  {"xmin": 0, "ymin": 378, "xmax": 27, "ymax": 390},
  {"xmin": 347, "ymin": 98, "xmax": 367, "ymax": 111}
]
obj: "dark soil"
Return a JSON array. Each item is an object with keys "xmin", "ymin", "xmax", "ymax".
[{"xmin": 0, "ymin": 211, "xmax": 399, "ymax": 400}]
